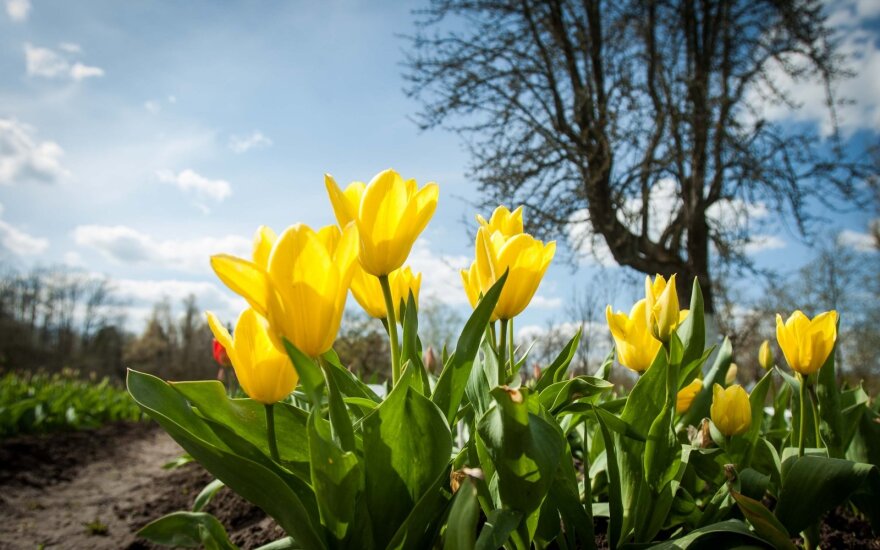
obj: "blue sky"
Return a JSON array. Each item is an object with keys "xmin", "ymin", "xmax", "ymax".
[{"xmin": 0, "ymin": 0, "xmax": 877, "ymax": 340}]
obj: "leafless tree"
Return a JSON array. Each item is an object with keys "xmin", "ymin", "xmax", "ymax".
[{"xmin": 405, "ymin": 0, "xmax": 872, "ymax": 313}]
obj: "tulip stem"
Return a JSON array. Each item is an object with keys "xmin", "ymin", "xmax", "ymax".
[
  {"xmin": 265, "ymin": 403, "xmax": 279, "ymax": 461},
  {"xmin": 508, "ymin": 318, "xmax": 515, "ymax": 376},
  {"xmin": 798, "ymin": 374, "xmax": 807, "ymax": 458},
  {"xmin": 498, "ymin": 318, "xmax": 509, "ymax": 386},
  {"xmin": 379, "ymin": 274, "xmax": 401, "ymax": 386},
  {"xmin": 808, "ymin": 383, "xmax": 822, "ymax": 448}
]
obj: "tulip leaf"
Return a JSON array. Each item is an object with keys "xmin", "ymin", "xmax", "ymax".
[
  {"xmin": 443, "ymin": 478, "xmax": 480, "ymax": 550},
  {"xmin": 137, "ymin": 511, "xmax": 238, "ymax": 549},
  {"xmin": 593, "ymin": 410, "xmax": 622, "ymax": 550},
  {"xmin": 465, "ymin": 340, "xmax": 498, "ymax": 420},
  {"xmin": 676, "ymin": 277, "xmax": 706, "ymax": 368},
  {"xmin": 730, "ymin": 489, "xmax": 795, "ymax": 550},
  {"xmin": 192, "ymin": 478, "xmax": 225, "ymax": 512},
  {"xmin": 648, "ymin": 519, "xmax": 772, "ymax": 549},
  {"xmin": 401, "ymin": 291, "xmax": 431, "ymax": 396},
  {"xmin": 534, "ymin": 327, "xmax": 581, "ymax": 392},
  {"xmin": 384, "ymin": 468, "xmax": 451, "ymax": 550},
  {"xmin": 363, "ymin": 373, "xmax": 453, "ymax": 548},
  {"xmin": 546, "ymin": 445, "xmax": 595, "ymax": 549},
  {"xmin": 433, "ymin": 271, "xmax": 507, "ymax": 424},
  {"xmin": 170, "ymin": 380, "xmax": 311, "ymax": 478},
  {"xmin": 477, "ymin": 387, "xmax": 565, "ymax": 522},
  {"xmin": 775, "ymin": 367, "xmax": 820, "ymax": 449},
  {"xmin": 475, "ymin": 509, "xmax": 522, "ymax": 550},
  {"xmin": 775, "ymin": 455, "xmax": 880, "ymax": 535},
  {"xmin": 283, "ymin": 338, "xmax": 325, "ymax": 405},
  {"xmin": 816, "ymin": 338, "xmax": 844, "ymax": 458},
  {"xmin": 538, "ymin": 375, "xmax": 613, "ymax": 414},
  {"xmin": 321, "ymin": 350, "xmax": 382, "ymax": 403},
  {"xmin": 319, "ymin": 359, "xmax": 356, "ymax": 453},
  {"xmin": 127, "ymin": 370, "xmax": 327, "ymax": 550},
  {"xmin": 308, "ymin": 412, "xmax": 362, "ymax": 545}
]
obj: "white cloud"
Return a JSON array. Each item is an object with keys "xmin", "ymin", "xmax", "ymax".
[
  {"xmin": 72, "ymin": 225, "xmax": 250, "ymax": 273},
  {"xmin": 144, "ymin": 100, "xmax": 161, "ymax": 114},
  {"xmin": 58, "ymin": 42, "xmax": 82, "ymax": 54},
  {"xmin": 5, "ymin": 0, "xmax": 30, "ymax": 22},
  {"xmin": 0, "ymin": 118, "xmax": 70, "ymax": 185},
  {"xmin": 70, "ymin": 62, "xmax": 104, "ymax": 80},
  {"xmin": 569, "ymin": 178, "xmax": 784, "ymax": 266},
  {"xmin": 23, "ymin": 43, "xmax": 104, "ymax": 81},
  {"xmin": 228, "ymin": 131, "xmax": 273, "ymax": 154},
  {"xmin": 407, "ymin": 238, "xmax": 471, "ymax": 306},
  {"xmin": 838, "ymin": 223, "xmax": 878, "ymax": 252},
  {"xmin": 112, "ymin": 278, "xmax": 243, "ymax": 330},
  {"xmin": 157, "ymin": 168, "xmax": 232, "ymax": 202},
  {"xmin": 0, "ymin": 203, "xmax": 49, "ymax": 255},
  {"xmin": 529, "ymin": 294, "xmax": 563, "ymax": 309}
]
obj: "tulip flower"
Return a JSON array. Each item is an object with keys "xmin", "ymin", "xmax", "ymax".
[
  {"xmin": 470, "ymin": 226, "xmax": 555, "ymax": 321},
  {"xmin": 676, "ymin": 378, "xmax": 703, "ymax": 414},
  {"xmin": 212, "ymin": 338, "xmax": 230, "ymax": 367},
  {"xmin": 351, "ymin": 265, "xmax": 421, "ymax": 321},
  {"xmin": 476, "ymin": 205, "xmax": 523, "ymax": 237},
  {"xmin": 710, "ymin": 383, "xmax": 751, "ymax": 436},
  {"xmin": 645, "ymin": 274, "xmax": 682, "ymax": 343},
  {"xmin": 758, "ymin": 340, "xmax": 774, "ymax": 370},
  {"xmin": 327, "ymin": 169, "xmax": 438, "ymax": 277},
  {"xmin": 211, "ymin": 223, "xmax": 358, "ymax": 358},
  {"xmin": 324, "ymin": 176, "xmax": 366, "ymax": 228},
  {"xmin": 775, "ymin": 310, "xmax": 838, "ymax": 376},
  {"xmin": 206, "ymin": 308, "xmax": 298, "ymax": 405},
  {"xmin": 252, "ymin": 225, "xmax": 277, "ymax": 269},
  {"xmin": 725, "ymin": 363, "xmax": 738, "ymax": 385},
  {"xmin": 606, "ymin": 300, "xmax": 662, "ymax": 373}
]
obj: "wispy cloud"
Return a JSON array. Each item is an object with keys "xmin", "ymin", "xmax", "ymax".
[
  {"xmin": 5, "ymin": 0, "xmax": 30, "ymax": 22},
  {"xmin": 157, "ymin": 169, "xmax": 232, "ymax": 203},
  {"xmin": 24, "ymin": 43, "xmax": 104, "ymax": 81},
  {"xmin": 72, "ymin": 225, "xmax": 250, "ymax": 273},
  {"xmin": 0, "ymin": 203, "xmax": 48, "ymax": 256},
  {"xmin": 228, "ymin": 131, "xmax": 273, "ymax": 154},
  {"xmin": 0, "ymin": 118, "xmax": 70, "ymax": 185}
]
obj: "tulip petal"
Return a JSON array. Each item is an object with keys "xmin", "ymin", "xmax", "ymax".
[{"xmin": 211, "ymin": 254, "xmax": 270, "ymax": 318}]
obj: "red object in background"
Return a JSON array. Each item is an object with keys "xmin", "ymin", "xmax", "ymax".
[{"xmin": 212, "ymin": 338, "xmax": 231, "ymax": 367}]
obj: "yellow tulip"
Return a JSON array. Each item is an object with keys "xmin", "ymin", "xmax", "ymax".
[
  {"xmin": 725, "ymin": 363, "xmax": 738, "ymax": 385},
  {"xmin": 710, "ymin": 383, "xmax": 751, "ymax": 436},
  {"xmin": 252, "ymin": 225, "xmax": 277, "ymax": 269},
  {"xmin": 469, "ymin": 225, "xmax": 555, "ymax": 320},
  {"xmin": 211, "ymin": 223, "xmax": 358, "ymax": 357},
  {"xmin": 606, "ymin": 300, "xmax": 661, "ymax": 373},
  {"xmin": 476, "ymin": 205, "xmax": 523, "ymax": 237},
  {"xmin": 324, "ymin": 175, "xmax": 366, "ymax": 228},
  {"xmin": 332, "ymin": 168, "xmax": 438, "ymax": 277},
  {"xmin": 351, "ymin": 265, "xmax": 421, "ymax": 321},
  {"xmin": 645, "ymin": 274, "xmax": 681, "ymax": 343},
  {"xmin": 206, "ymin": 309, "xmax": 298, "ymax": 405},
  {"xmin": 775, "ymin": 310, "xmax": 838, "ymax": 376},
  {"xmin": 676, "ymin": 378, "xmax": 703, "ymax": 414},
  {"xmin": 758, "ymin": 340, "xmax": 774, "ymax": 370},
  {"xmin": 461, "ymin": 260, "xmax": 498, "ymax": 322}
]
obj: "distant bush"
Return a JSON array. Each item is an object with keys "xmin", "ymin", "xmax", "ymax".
[{"xmin": 0, "ymin": 368, "xmax": 144, "ymax": 437}]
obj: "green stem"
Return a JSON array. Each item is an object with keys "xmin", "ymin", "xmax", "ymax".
[
  {"xmin": 507, "ymin": 317, "xmax": 515, "ymax": 376},
  {"xmin": 498, "ymin": 318, "xmax": 508, "ymax": 386},
  {"xmin": 265, "ymin": 403, "xmax": 279, "ymax": 461},
  {"xmin": 808, "ymin": 383, "xmax": 822, "ymax": 448},
  {"xmin": 489, "ymin": 321, "xmax": 497, "ymax": 352},
  {"xmin": 798, "ymin": 374, "xmax": 807, "ymax": 458},
  {"xmin": 379, "ymin": 274, "xmax": 401, "ymax": 386}
]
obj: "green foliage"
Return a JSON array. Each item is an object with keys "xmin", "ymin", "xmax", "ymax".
[{"xmin": 0, "ymin": 369, "xmax": 144, "ymax": 437}]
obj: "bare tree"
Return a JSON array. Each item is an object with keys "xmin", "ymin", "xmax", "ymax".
[{"xmin": 405, "ymin": 0, "xmax": 871, "ymax": 313}]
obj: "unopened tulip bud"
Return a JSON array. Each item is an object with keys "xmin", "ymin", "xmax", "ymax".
[
  {"xmin": 710, "ymin": 383, "xmax": 751, "ymax": 436},
  {"xmin": 645, "ymin": 274, "xmax": 681, "ymax": 343},
  {"xmin": 725, "ymin": 363, "xmax": 738, "ymax": 385},
  {"xmin": 758, "ymin": 340, "xmax": 773, "ymax": 370}
]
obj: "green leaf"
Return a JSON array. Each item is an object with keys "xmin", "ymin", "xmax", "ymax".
[
  {"xmin": 474, "ymin": 509, "xmax": 521, "ymax": 550},
  {"xmin": 320, "ymin": 359, "xmax": 356, "ymax": 453},
  {"xmin": 433, "ymin": 271, "xmax": 507, "ymax": 424},
  {"xmin": 593, "ymin": 411, "xmax": 622, "ymax": 550},
  {"xmin": 465, "ymin": 340, "xmax": 498, "ymax": 420},
  {"xmin": 534, "ymin": 327, "xmax": 582, "ymax": 392},
  {"xmin": 741, "ymin": 370, "xmax": 773, "ymax": 467},
  {"xmin": 444, "ymin": 479, "xmax": 480, "ymax": 550},
  {"xmin": 138, "ymin": 511, "xmax": 237, "ymax": 549},
  {"xmin": 730, "ymin": 489, "xmax": 795, "ymax": 550},
  {"xmin": 538, "ymin": 376, "xmax": 613, "ymax": 414},
  {"xmin": 192, "ymin": 478, "xmax": 225, "ymax": 512},
  {"xmin": 308, "ymin": 412, "xmax": 362, "ymax": 545},
  {"xmin": 816, "ymin": 337, "xmax": 844, "ymax": 457},
  {"xmin": 401, "ymin": 291, "xmax": 431, "ymax": 396},
  {"xmin": 477, "ymin": 387, "xmax": 565, "ymax": 520},
  {"xmin": 384, "ymin": 468, "xmax": 452, "ymax": 550},
  {"xmin": 775, "ymin": 455, "xmax": 880, "ymax": 534},
  {"xmin": 676, "ymin": 277, "xmax": 706, "ymax": 368},
  {"xmin": 321, "ymin": 351, "xmax": 382, "ymax": 404},
  {"xmin": 282, "ymin": 339, "xmax": 325, "ymax": 405},
  {"xmin": 648, "ymin": 519, "xmax": 772, "ymax": 549},
  {"xmin": 363, "ymin": 377, "xmax": 453, "ymax": 548},
  {"xmin": 170, "ymin": 380, "xmax": 311, "ymax": 477},
  {"xmin": 127, "ymin": 370, "xmax": 326, "ymax": 550},
  {"xmin": 547, "ymin": 447, "xmax": 595, "ymax": 549}
]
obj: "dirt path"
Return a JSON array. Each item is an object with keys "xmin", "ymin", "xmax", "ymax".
[{"xmin": 0, "ymin": 423, "xmax": 183, "ymax": 549}]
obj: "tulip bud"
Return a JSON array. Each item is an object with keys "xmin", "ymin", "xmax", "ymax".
[
  {"xmin": 424, "ymin": 346, "xmax": 437, "ymax": 373},
  {"xmin": 725, "ymin": 363, "xmax": 738, "ymax": 385},
  {"xmin": 775, "ymin": 310, "xmax": 838, "ymax": 376},
  {"xmin": 758, "ymin": 340, "xmax": 774, "ymax": 370},
  {"xmin": 676, "ymin": 378, "xmax": 703, "ymax": 414},
  {"xmin": 710, "ymin": 383, "xmax": 751, "ymax": 436},
  {"xmin": 644, "ymin": 274, "xmax": 681, "ymax": 343},
  {"xmin": 606, "ymin": 300, "xmax": 661, "ymax": 373}
]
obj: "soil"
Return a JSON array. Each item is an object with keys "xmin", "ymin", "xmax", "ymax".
[
  {"xmin": 0, "ymin": 421, "xmax": 876, "ymax": 549},
  {"xmin": 0, "ymin": 421, "xmax": 282, "ymax": 549}
]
